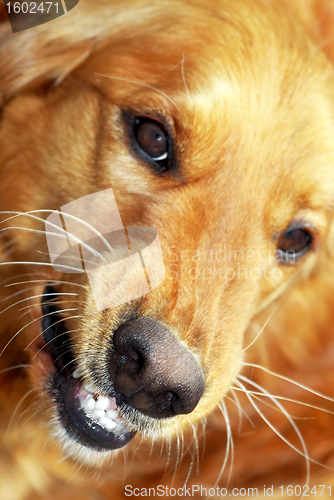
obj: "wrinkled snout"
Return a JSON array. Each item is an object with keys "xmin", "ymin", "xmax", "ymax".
[{"xmin": 109, "ymin": 318, "xmax": 205, "ymax": 419}]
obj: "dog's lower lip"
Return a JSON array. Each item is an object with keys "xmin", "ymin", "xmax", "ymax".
[
  {"xmin": 41, "ymin": 286, "xmax": 135, "ymax": 451},
  {"xmin": 55, "ymin": 376, "xmax": 135, "ymax": 451}
]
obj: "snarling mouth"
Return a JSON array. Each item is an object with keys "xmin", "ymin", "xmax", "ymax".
[{"xmin": 41, "ymin": 286, "xmax": 135, "ymax": 451}]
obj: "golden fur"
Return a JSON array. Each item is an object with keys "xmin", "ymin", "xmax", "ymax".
[{"xmin": 1, "ymin": 0, "xmax": 334, "ymax": 498}]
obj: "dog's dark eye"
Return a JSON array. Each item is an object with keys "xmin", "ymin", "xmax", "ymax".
[
  {"xmin": 134, "ymin": 119, "xmax": 169, "ymax": 170},
  {"xmin": 276, "ymin": 227, "xmax": 312, "ymax": 263}
]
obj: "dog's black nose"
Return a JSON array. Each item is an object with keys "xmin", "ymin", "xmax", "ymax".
[{"xmin": 109, "ymin": 318, "xmax": 205, "ymax": 419}]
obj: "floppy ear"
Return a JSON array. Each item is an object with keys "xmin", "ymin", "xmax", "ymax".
[
  {"xmin": 0, "ymin": 4, "xmax": 87, "ymax": 104},
  {"xmin": 0, "ymin": 0, "xmax": 166, "ymax": 105}
]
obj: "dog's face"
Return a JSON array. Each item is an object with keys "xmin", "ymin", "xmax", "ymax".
[{"xmin": 1, "ymin": 0, "xmax": 334, "ymax": 466}]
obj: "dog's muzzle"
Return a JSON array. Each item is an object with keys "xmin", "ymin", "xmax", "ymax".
[{"xmin": 40, "ymin": 287, "xmax": 205, "ymax": 451}]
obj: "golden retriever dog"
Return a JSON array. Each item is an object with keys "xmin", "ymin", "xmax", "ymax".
[{"xmin": 1, "ymin": 0, "xmax": 334, "ymax": 498}]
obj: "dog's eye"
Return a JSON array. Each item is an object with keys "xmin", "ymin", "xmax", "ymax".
[
  {"xmin": 134, "ymin": 119, "xmax": 169, "ymax": 170},
  {"xmin": 276, "ymin": 227, "xmax": 312, "ymax": 263}
]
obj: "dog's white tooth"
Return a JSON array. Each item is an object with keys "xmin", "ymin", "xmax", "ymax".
[
  {"xmin": 106, "ymin": 409, "xmax": 117, "ymax": 419},
  {"xmin": 95, "ymin": 396, "xmax": 109, "ymax": 410},
  {"xmin": 72, "ymin": 369, "xmax": 81, "ymax": 379},
  {"xmin": 99, "ymin": 416, "xmax": 116, "ymax": 430},
  {"xmin": 115, "ymin": 422, "xmax": 125, "ymax": 432},
  {"xmin": 81, "ymin": 394, "xmax": 93, "ymax": 410},
  {"xmin": 84, "ymin": 396, "xmax": 95, "ymax": 411},
  {"xmin": 93, "ymin": 409, "xmax": 105, "ymax": 419}
]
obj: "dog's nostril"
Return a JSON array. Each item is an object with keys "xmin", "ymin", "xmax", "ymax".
[
  {"xmin": 156, "ymin": 391, "xmax": 177, "ymax": 413},
  {"xmin": 122, "ymin": 349, "xmax": 144, "ymax": 375},
  {"xmin": 166, "ymin": 391, "xmax": 176, "ymax": 403},
  {"xmin": 109, "ymin": 318, "xmax": 205, "ymax": 419}
]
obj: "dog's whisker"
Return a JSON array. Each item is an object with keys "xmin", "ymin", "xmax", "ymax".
[
  {"xmin": 0, "ymin": 225, "xmax": 108, "ymax": 265},
  {"xmin": 54, "ymin": 355, "xmax": 77, "ymax": 378},
  {"xmin": 17, "ymin": 307, "xmax": 42, "ymax": 323},
  {"xmin": 181, "ymin": 424, "xmax": 196, "ymax": 459},
  {"xmin": 25, "ymin": 312, "xmax": 80, "ymax": 351},
  {"xmin": 0, "ymin": 210, "xmax": 112, "ymax": 262},
  {"xmin": 183, "ymin": 438, "xmax": 194, "ymax": 489},
  {"xmin": 164, "ymin": 437, "xmax": 173, "ymax": 478},
  {"xmin": 0, "ymin": 292, "xmax": 77, "ymax": 317},
  {"xmin": 40, "ymin": 434, "xmax": 55, "ymax": 460},
  {"xmin": 172, "ymin": 431, "xmax": 182, "ymax": 481},
  {"xmin": 181, "ymin": 53, "xmax": 190, "ymax": 98},
  {"xmin": 65, "ymin": 454, "xmax": 87, "ymax": 485},
  {"xmin": 231, "ymin": 386, "xmax": 334, "ymax": 417},
  {"xmin": 4, "ymin": 278, "xmax": 85, "ymax": 289},
  {"xmin": 146, "ymin": 437, "xmax": 155, "ymax": 465},
  {"xmin": 20, "ymin": 409, "xmax": 42, "ymax": 433},
  {"xmin": 32, "ymin": 329, "xmax": 77, "ymax": 359},
  {"xmin": 0, "ymin": 271, "xmax": 49, "ymax": 287},
  {"xmin": 243, "ymin": 362, "xmax": 334, "ymax": 403},
  {"xmin": 224, "ymin": 401, "xmax": 234, "ymax": 487},
  {"xmin": 0, "ymin": 309, "xmax": 78, "ymax": 358},
  {"xmin": 1, "ymin": 246, "xmax": 15, "ymax": 258},
  {"xmin": 198, "ymin": 419, "xmax": 207, "ymax": 462},
  {"xmin": 95, "ymin": 73, "xmax": 180, "ymax": 111},
  {"xmin": 237, "ymin": 375, "xmax": 334, "ymax": 473},
  {"xmin": 212, "ymin": 402, "xmax": 233, "ymax": 490},
  {"xmin": 158, "ymin": 438, "xmax": 165, "ymax": 460},
  {"xmin": 5, "ymin": 388, "xmax": 35, "ymax": 437},
  {"xmin": 0, "ymin": 260, "xmax": 82, "ymax": 272},
  {"xmin": 194, "ymin": 430, "xmax": 200, "ymax": 477},
  {"xmin": 235, "ymin": 377, "xmax": 313, "ymax": 484},
  {"xmin": 183, "ymin": 424, "xmax": 198, "ymax": 486},
  {"xmin": 180, "ymin": 431, "xmax": 187, "ymax": 476},
  {"xmin": 0, "ymin": 237, "xmax": 16, "ymax": 251},
  {"xmin": 226, "ymin": 392, "xmax": 247, "ymax": 434},
  {"xmin": 0, "ymin": 364, "xmax": 30, "ymax": 375},
  {"xmin": 15, "ymin": 401, "xmax": 39, "ymax": 427},
  {"xmin": 244, "ymin": 276, "xmax": 322, "ymax": 352},
  {"xmin": 36, "ymin": 249, "xmax": 99, "ymax": 268},
  {"xmin": 18, "ymin": 299, "xmax": 83, "ymax": 315},
  {"xmin": 244, "ymin": 390, "xmax": 308, "ymax": 421},
  {"xmin": 0, "ymin": 285, "xmax": 46, "ymax": 304},
  {"xmin": 243, "ymin": 297, "xmax": 286, "ymax": 352},
  {"xmin": 180, "ymin": 431, "xmax": 186, "ymax": 474}
]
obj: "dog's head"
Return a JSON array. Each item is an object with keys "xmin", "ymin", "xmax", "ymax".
[{"xmin": 1, "ymin": 0, "xmax": 334, "ymax": 465}]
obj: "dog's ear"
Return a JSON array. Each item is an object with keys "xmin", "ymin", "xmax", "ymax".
[
  {"xmin": 0, "ymin": 0, "xmax": 163, "ymax": 105},
  {"xmin": 0, "ymin": 1, "xmax": 105, "ymax": 105},
  {"xmin": 1, "ymin": 0, "xmax": 334, "ymax": 106}
]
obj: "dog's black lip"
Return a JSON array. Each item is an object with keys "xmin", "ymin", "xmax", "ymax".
[
  {"xmin": 41, "ymin": 288, "xmax": 74, "ymax": 375},
  {"xmin": 41, "ymin": 285, "xmax": 135, "ymax": 451},
  {"xmin": 53, "ymin": 375, "xmax": 135, "ymax": 451}
]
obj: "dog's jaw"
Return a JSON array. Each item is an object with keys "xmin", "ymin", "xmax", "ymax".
[
  {"xmin": 35, "ymin": 286, "xmax": 136, "ymax": 453},
  {"xmin": 33, "ymin": 285, "xmax": 208, "ymax": 459}
]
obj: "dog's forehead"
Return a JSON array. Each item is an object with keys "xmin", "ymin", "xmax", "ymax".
[
  {"xmin": 76, "ymin": 0, "xmax": 334, "ymax": 224},
  {"xmin": 83, "ymin": 5, "xmax": 334, "ymax": 162}
]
